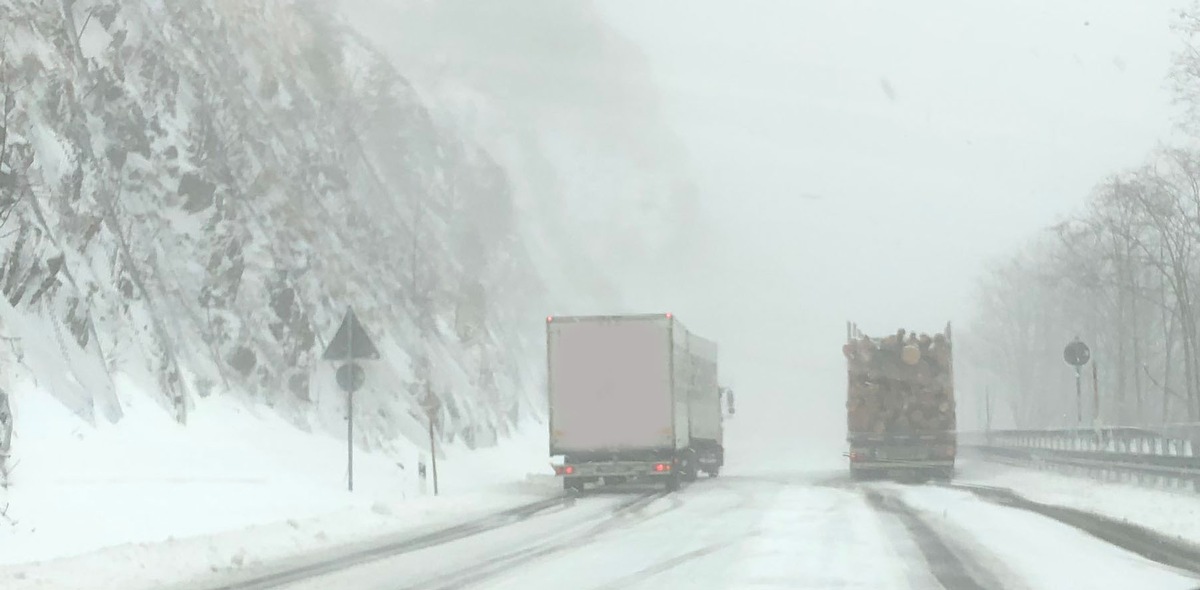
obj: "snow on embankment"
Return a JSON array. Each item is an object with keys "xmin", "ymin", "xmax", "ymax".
[
  {"xmin": 0, "ymin": 0, "xmax": 567, "ymax": 573},
  {"xmin": 0, "ymin": 382, "xmax": 553, "ymax": 588},
  {"xmin": 0, "ymin": 0, "xmax": 545, "ymax": 468},
  {"xmin": 956, "ymin": 459, "xmax": 1200, "ymax": 547}
]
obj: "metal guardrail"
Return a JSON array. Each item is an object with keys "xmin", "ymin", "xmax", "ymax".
[
  {"xmin": 1156, "ymin": 422, "xmax": 1200, "ymax": 445},
  {"xmin": 959, "ymin": 427, "xmax": 1200, "ymax": 479}
]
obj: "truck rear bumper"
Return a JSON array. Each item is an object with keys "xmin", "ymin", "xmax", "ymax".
[
  {"xmin": 850, "ymin": 460, "xmax": 955, "ymax": 480},
  {"xmin": 557, "ymin": 460, "xmax": 673, "ymax": 479},
  {"xmin": 696, "ymin": 447, "xmax": 723, "ymax": 469},
  {"xmin": 850, "ymin": 460, "xmax": 954, "ymax": 469}
]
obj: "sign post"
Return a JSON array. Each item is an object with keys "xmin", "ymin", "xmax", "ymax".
[
  {"xmin": 428, "ymin": 418, "xmax": 438, "ymax": 496},
  {"xmin": 1063, "ymin": 338, "xmax": 1091, "ymax": 427},
  {"xmin": 418, "ymin": 461, "xmax": 427, "ymax": 495},
  {"xmin": 420, "ymin": 388, "xmax": 442, "ymax": 496},
  {"xmin": 984, "ymin": 386, "xmax": 992, "ymax": 433},
  {"xmin": 323, "ymin": 308, "xmax": 381, "ymax": 492}
]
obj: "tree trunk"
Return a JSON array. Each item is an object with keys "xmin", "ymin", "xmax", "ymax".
[
  {"xmin": 1163, "ymin": 294, "xmax": 1176, "ymax": 424},
  {"xmin": 1131, "ymin": 276, "xmax": 1144, "ymax": 424},
  {"xmin": 1182, "ymin": 302, "xmax": 1199, "ymax": 421}
]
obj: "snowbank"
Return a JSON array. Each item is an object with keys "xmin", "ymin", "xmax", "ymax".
[
  {"xmin": 887, "ymin": 483, "xmax": 1198, "ymax": 590},
  {"xmin": 0, "ymin": 387, "xmax": 555, "ymax": 588},
  {"xmin": 956, "ymin": 458, "xmax": 1200, "ymax": 546}
]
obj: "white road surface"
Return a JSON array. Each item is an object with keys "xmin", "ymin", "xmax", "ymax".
[{"xmin": 266, "ymin": 470, "xmax": 1200, "ymax": 590}]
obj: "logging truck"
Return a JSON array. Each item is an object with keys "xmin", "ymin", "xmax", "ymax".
[
  {"xmin": 843, "ymin": 322, "xmax": 956, "ymax": 481},
  {"xmin": 547, "ymin": 314, "xmax": 723, "ymax": 492}
]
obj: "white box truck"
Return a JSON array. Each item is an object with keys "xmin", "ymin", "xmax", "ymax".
[
  {"xmin": 687, "ymin": 332, "xmax": 723, "ymax": 476},
  {"xmin": 547, "ymin": 313, "xmax": 722, "ymax": 491}
]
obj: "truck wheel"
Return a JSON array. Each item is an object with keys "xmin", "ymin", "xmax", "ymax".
[
  {"xmin": 564, "ymin": 479, "xmax": 583, "ymax": 492},
  {"xmin": 665, "ymin": 473, "xmax": 680, "ymax": 492},
  {"xmin": 706, "ymin": 467, "xmax": 719, "ymax": 478},
  {"xmin": 683, "ymin": 450, "xmax": 700, "ymax": 482}
]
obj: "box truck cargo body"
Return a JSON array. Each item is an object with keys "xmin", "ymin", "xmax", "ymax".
[
  {"xmin": 685, "ymin": 332, "xmax": 723, "ymax": 475},
  {"xmin": 547, "ymin": 314, "xmax": 721, "ymax": 491}
]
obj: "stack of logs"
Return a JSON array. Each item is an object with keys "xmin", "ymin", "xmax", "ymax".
[{"xmin": 843, "ymin": 329, "xmax": 954, "ymax": 435}]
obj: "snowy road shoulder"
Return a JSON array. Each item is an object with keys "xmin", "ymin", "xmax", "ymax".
[
  {"xmin": 945, "ymin": 481, "xmax": 1200, "ymax": 575},
  {"xmin": 78, "ymin": 472, "xmax": 1200, "ymax": 590},
  {"xmin": 0, "ymin": 386, "xmax": 559, "ymax": 590},
  {"xmin": 0, "ymin": 482, "xmax": 561, "ymax": 590},
  {"xmin": 955, "ymin": 457, "xmax": 1200, "ymax": 547},
  {"xmin": 877, "ymin": 483, "xmax": 1200, "ymax": 589},
  {"xmin": 256, "ymin": 478, "xmax": 769, "ymax": 590}
]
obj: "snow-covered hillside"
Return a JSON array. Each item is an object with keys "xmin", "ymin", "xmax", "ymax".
[
  {"xmin": 0, "ymin": 0, "xmax": 702, "ymax": 573},
  {"xmin": 0, "ymin": 0, "xmax": 557, "ymax": 463},
  {"xmin": 338, "ymin": 0, "xmax": 709, "ymax": 311}
]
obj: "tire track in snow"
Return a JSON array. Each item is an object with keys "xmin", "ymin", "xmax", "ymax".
[
  {"xmin": 584, "ymin": 540, "xmax": 737, "ymax": 590},
  {"xmin": 195, "ymin": 495, "xmax": 574, "ymax": 590},
  {"xmin": 944, "ymin": 482, "xmax": 1200, "ymax": 577},
  {"xmin": 579, "ymin": 479, "xmax": 768, "ymax": 590},
  {"xmin": 394, "ymin": 491, "xmax": 676, "ymax": 590},
  {"xmin": 400, "ymin": 479, "xmax": 759, "ymax": 590},
  {"xmin": 865, "ymin": 489, "xmax": 998, "ymax": 590}
]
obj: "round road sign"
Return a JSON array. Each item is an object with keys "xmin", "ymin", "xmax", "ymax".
[
  {"xmin": 420, "ymin": 391, "xmax": 443, "ymax": 419},
  {"xmin": 336, "ymin": 362, "xmax": 366, "ymax": 393},
  {"xmin": 1063, "ymin": 340, "xmax": 1091, "ymax": 367}
]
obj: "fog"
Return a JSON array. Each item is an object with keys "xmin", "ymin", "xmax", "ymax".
[
  {"xmin": 8, "ymin": 2, "xmax": 1200, "ymax": 581},
  {"xmin": 343, "ymin": 0, "xmax": 1184, "ymax": 462},
  {"xmin": 594, "ymin": 0, "xmax": 1182, "ymax": 458}
]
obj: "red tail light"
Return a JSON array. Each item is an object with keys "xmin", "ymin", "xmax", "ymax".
[
  {"xmin": 654, "ymin": 463, "xmax": 670, "ymax": 472},
  {"xmin": 553, "ymin": 465, "xmax": 574, "ymax": 476},
  {"xmin": 849, "ymin": 451, "xmax": 864, "ymax": 462},
  {"xmin": 565, "ymin": 466, "xmax": 574, "ymax": 475}
]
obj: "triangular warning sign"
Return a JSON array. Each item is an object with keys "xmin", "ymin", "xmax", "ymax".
[{"xmin": 323, "ymin": 308, "xmax": 380, "ymax": 361}]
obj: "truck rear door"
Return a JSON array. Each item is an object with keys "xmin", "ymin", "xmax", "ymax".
[{"xmin": 548, "ymin": 316, "xmax": 674, "ymax": 454}]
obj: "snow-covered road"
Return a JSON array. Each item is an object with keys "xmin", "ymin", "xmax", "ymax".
[{"xmin": 241, "ymin": 472, "xmax": 1200, "ymax": 590}]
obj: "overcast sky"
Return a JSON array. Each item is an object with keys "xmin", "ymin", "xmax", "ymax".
[{"xmin": 593, "ymin": 0, "xmax": 1185, "ymax": 448}]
